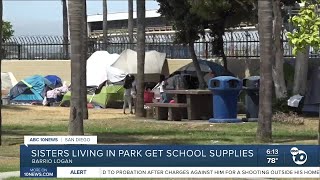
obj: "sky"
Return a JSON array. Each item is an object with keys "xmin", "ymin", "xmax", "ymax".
[{"xmin": 4, "ymin": 0, "xmax": 160, "ymax": 36}]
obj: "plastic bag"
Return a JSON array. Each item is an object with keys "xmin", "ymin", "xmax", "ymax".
[
  {"xmin": 131, "ymin": 89, "xmax": 137, "ymax": 98},
  {"xmin": 288, "ymin": 94, "xmax": 303, "ymax": 108},
  {"xmin": 152, "ymin": 83, "xmax": 161, "ymax": 100},
  {"xmin": 42, "ymin": 96, "xmax": 48, "ymax": 106}
]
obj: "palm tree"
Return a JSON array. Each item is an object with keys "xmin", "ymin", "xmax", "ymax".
[
  {"xmin": 256, "ymin": 0, "xmax": 273, "ymax": 142},
  {"xmin": 82, "ymin": 0, "xmax": 89, "ymax": 120},
  {"xmin": 135, "ymin": 0, "xmax": 145, "ymax": 117},
  {"xmin": 103, "ymin": 0, "xmax": 108, "ymax": 48},
  {"xmin": 0, "ymin": 0, "xmax": 3, "ymax": 146},
  {"xmin": 62, "ymin": 0, "xmax": 69, "ymax": 59},
  {"xmin": 128, "ymin": 0, "xmax": 134, "ymax": 48},
  {"xmin": 67, "ymin": 0, "xmax": 84, "ymax": 135}
]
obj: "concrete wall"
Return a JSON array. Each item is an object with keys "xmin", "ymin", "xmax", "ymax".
[
  {"xmin": 2, "ymin": 60, "xmax": 71, "ymax": 81},
  {"xmin": 3, "ymin": 58, "xmax": 319, "ymax": 82},
  {"xmin": 2, "ymin": 59, "xmax": 192, "ymax": 82}
]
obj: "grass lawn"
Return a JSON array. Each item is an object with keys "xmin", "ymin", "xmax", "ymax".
[{"xmin": 0, "ymin": 105, "xmax": 318, "ymax": 179}]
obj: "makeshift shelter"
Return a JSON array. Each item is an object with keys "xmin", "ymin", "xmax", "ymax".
[
  {"xmin": 176, "ymin": 60, "xmax": 233, "ymax": 75},
  {"xmin": 111, "ymin": 49, "xmax": 169, "ymax": 82},
  {"xmin": 60, "ymin": 85, "xmax": 124, "ymax": 108},
  {"xmin": 86, "ymin": 51, "xmax": 127, "ymax": 87},
  {"xmin": 10, "ymin": 75, "xmax": 54, "ymax": 103},
  {"xmin": 302, "ymin": 66, "xmax": 320, "ymax": 114},
  {"xmin": 45, "ymin": 75, "xmax": 63, "ymax": 88},
  {"xmin": 167, "ymin": 60, "xmax": 234, "ymax": 89},
  {"xmin": 1, "ymin": 72, "xmax": 18, "ymax": 97}
]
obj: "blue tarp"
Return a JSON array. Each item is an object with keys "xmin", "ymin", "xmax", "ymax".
[{"xmin": 45, "ymin": 75, "xmax": 62, "ymax": 88}]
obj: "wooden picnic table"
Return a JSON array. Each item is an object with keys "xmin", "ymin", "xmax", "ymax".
[{"xmin": 165, "ymin": 89, "xmax": 213, "ymax": 120}]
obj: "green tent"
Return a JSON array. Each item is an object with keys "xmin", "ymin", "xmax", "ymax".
[{"xmin": 60, "ymin": 85, "xmax": 124, "ymax": 108}]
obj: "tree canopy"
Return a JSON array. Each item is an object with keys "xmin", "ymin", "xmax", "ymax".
[
  {"xmin": 157, "ymin": 0, "xmax": 256, "ymax": 70},
  {"xmin": 157, "ymin": 0, "xmax": 206, "ymax": 44},
  {"xmin": 3, "ymin": 21, "xmax": 14, "ymax": 42},
  {"xmin": 157, "ymin": 0, "xmax": 208, "ymax": 88},
  {"xmin": 287, "ymin": 0, "xmax": 320, "ymax": 55},
  {"xmin": 190, "ymin": 0, "xmax": 256, "ymax": 27}
]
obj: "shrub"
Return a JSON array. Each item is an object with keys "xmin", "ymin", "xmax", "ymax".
[
  {"xmin": 272, "ymin": 98, "xmax": 290, "ymax": 113},
  {"xmin": 272, "ymin": 111, "xmax": 304, "ymax": 125}
]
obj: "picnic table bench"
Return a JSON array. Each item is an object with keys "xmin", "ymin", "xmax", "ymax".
[
  {"xmin": 165, "ymin": 89, "xmax": 213, "ymax": 120},
  {"xmin": 145, "ymin": 103, "xmax": 187, "ymax": 121}
]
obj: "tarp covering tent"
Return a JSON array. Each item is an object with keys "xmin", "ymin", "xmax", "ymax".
[
  {"xmin": 302, "ymin": 66, "xmax": 320, "ymax": 114},
  {"xmin": 86, "ymin": 51, "xmax": 127, "ymax": 86},
  {"xmin": 9, "ymin": 75, "xmax": 54, "ymax": 103},
  {"xmin": 175, "ymin": 60, "xmax": 233, "ymax": 76},
  {"xmin": 1, "ymin": 72, "xmax": 18, "ymax": 96},
  {"xmin": 111, "ymin": 49, "xmax": 169, "ymax": 82},
  {"xmin": 111, "ymin": 49, "xmax": 167, "ymax": 74},
  {"xmin": 60, "ymin": 85, "xmax": 124, "ymax": 108},
  {"xmin": 167, "ymin": 60, "xmax": 234, "ymax": 89},
  {"xmin": 45, "ymin": 75, "xmax": 63, "ymax": 88}
]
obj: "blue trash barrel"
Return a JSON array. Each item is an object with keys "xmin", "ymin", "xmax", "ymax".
[
  {"xmin": 242, "ymin": 76, "xmax": 260, "ymax": 122},
  {"xmin": 208, "ymin": 76, "xmax": 242, "ymax": 123}
]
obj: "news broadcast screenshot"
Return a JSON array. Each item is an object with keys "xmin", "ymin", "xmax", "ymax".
[{"xmin": 1, "ymin": 0, "xmax": 320, "ymax": 179}]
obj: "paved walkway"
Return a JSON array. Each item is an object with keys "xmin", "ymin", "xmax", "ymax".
[{"xmin": 0, "ymin": 171, "xmax": 20, "ymax": 180}]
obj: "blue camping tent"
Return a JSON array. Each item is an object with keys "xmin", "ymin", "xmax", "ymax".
[
  {"xmin": 10, "ymin": 75, "xmax": 54, "ymax": 103},
  {"xmin": 45, "ymin": 75, "xmax": 62, "ymax": 88}
]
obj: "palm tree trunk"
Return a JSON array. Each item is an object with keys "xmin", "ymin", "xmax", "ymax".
[
  {"xmin": 0, "ymin": 0, "xmax": 3, "ymax": 146},
  {"xmin": 256, "ymin": 0, "xmax": 273, "ymax": 142},
  {"xmin": 62, "ymin": 0, "xmax": 69, "ymax": 59},
  {"xmin": 68, "ymin": 0, "xmax": 84, "ymax": 135},
  {"xmin": 135, "ymin": 0, "xmax": 145, "ymax": 117},
  {"xmin": 188, "ymin": 42, "xmax": 206, "ymax": 89},
  {"xmin": 82, "ymin": 0, "xmax": 88, "ymax": 120},
  {"xmin": 272, "ymin": 0, "xmax": 287, "ymax": 99},
  {"xmin": 103, "ymin": 0, "xmax": 108, "ymax": 48},
  {"xmin": 128, "ymin": 0, "xmax": 134, "ymax": 49}
]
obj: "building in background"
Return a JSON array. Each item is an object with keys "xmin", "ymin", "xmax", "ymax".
[{"xmin": 87, "ymin": 10, "xmax": 172, "ymax": 37}]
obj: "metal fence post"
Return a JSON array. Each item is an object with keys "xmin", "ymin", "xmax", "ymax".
[
  {"xmin": 18, "ymin": 44, "xmax": 21, "ymax": 60},
  {"xmin": 205, "ymin": 42, "xmax": 208, "ymax": 59},
  {"xmin": 245, "ymin": 31, "xmax": 249, "ymax": 58}
]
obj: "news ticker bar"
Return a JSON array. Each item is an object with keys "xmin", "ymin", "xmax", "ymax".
[
  {"xmin": 20, "ymin": 145, "xmax": 320, "ymax": 167},
  {"xmin": 21, "ymin": 167, "xmax": 320, "ymax": 178}
]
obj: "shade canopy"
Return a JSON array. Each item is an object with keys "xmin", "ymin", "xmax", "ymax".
[{"xmin": 111, "ymin": 49, "xmax": 166, "ymax": 74}]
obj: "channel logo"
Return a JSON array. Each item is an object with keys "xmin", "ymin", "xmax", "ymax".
[{"xmin": 290, "ymin": 147, "xmax": 307, "ymax": 165}]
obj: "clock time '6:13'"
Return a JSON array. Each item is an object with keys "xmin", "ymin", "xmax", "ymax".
[{"xmin": 266, "ymin": 149, "xmax": 278, "ymax": 155}]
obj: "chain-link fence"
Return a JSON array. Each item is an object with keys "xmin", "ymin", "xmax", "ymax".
[{"xmin": 3, "ymin": 29, "xmax": 310, "ymax": 60}]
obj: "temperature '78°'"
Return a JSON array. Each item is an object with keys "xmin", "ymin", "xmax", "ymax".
[{"xmin": 267, "ymin": 157, "xmax": 278, "ymax": 164}]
